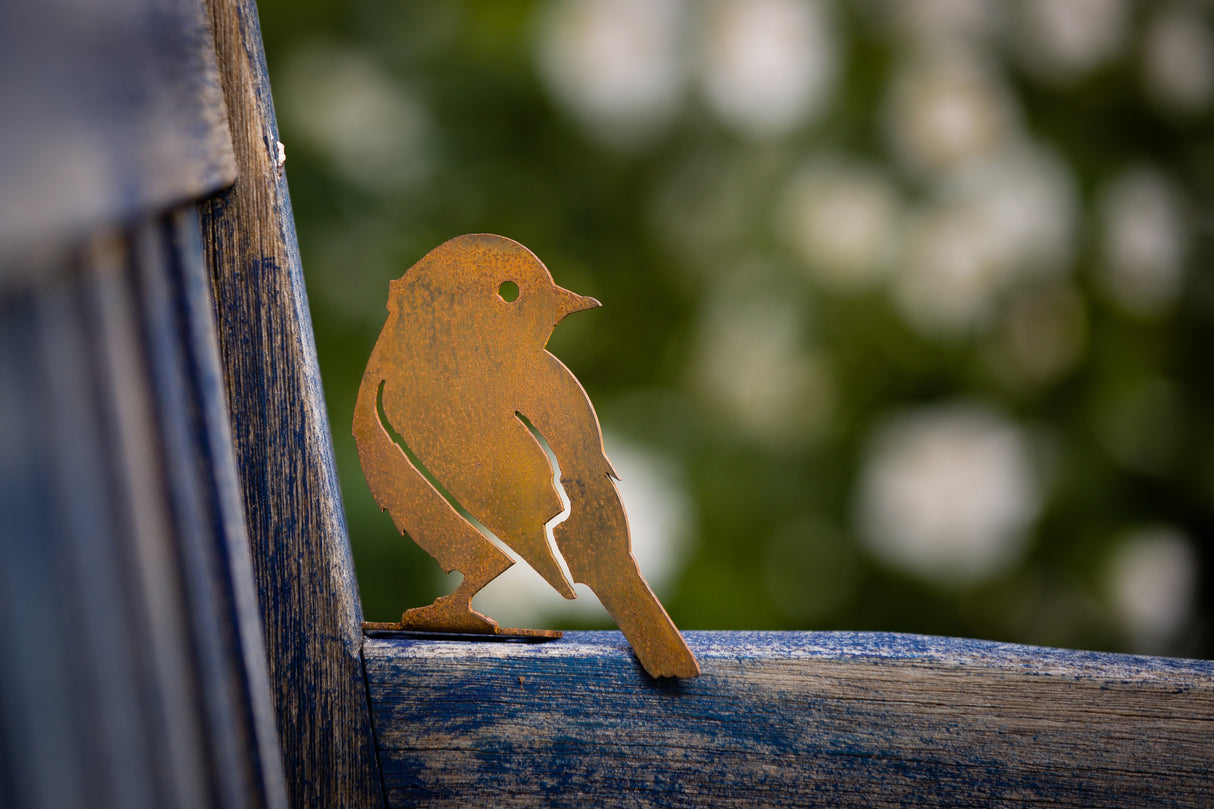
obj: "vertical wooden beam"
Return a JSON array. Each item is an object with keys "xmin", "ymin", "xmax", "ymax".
[
  {"xmin": 134, "ymin": 212, "xmax": 290, "ymax": 809},
  {"xmin": 200, "ymin": 2, "xmax": 384, "ymax": 807},
  {"xmin": 0, "ymin": 276, "xmax": 95, "ymax": 809},
  {"xmin": 1, "ymin": 204, "xmax": 291, "ymax": 809}
]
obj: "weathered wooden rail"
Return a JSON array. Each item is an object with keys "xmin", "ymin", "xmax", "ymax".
[{"xmin": 364, "ymin": 631, "xmax": 1214, "ymax": 808}]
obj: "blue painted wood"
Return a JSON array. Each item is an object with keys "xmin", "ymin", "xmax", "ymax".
[
  {"xmin": 1, "ymin": 3, "xmax": 296, "ymax": 809},
  {"xmin": 40, "ymin": 262, "xmax": 163, "ymax": 809},
  {"xmin": 199, "ymin": 2, "xmax": 384, "ymax": 806},
  {"xmin": 0, "ymin": 0, "xmax": 236, "ymax": 262},
  {"xmin": 89, "ymin": 236, "xmax": 218, "ymax": 809},
  {"xmin": 1, "ymin": 206, "xmax": 291, "ymax": 809},
  {"xmin": 167, "ymin": 209, "xmax": 290, "ymax": 809},
  {"xmin": 365, "ymin": 631, "xmax": 1214, "ymax": 808},
  {"xmin": 135, "ymin": 211, "xmax": 289, "ymax": 809},
  {"xmin": 137, "ymin": 213, "xmax": 250, "ymax": 809},
  {"xmin": 0, "ymin": 281, "xmax": 92, "ymax": 809}
]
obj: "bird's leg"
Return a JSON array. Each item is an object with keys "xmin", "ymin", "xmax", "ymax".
[{"xmin": 400, "ymin": 545, "xmax": 512, "ymax": 634}]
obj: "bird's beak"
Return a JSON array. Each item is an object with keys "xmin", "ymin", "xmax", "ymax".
[{"xmin": 554, "ymin": 285, "xmax": 601, "ymax": 323}]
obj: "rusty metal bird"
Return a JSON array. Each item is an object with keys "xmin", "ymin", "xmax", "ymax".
[{"xmin": 353, "ymin": 234, "xmax": 699, "ymax": 678}]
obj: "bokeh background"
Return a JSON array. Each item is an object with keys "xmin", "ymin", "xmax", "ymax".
[{"xmin": 256, "ymin": 0, "xmax": 1214, "ymax": 657}]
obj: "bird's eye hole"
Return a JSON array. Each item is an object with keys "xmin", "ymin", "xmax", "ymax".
[{"xmin": 498, "ymin": 281, "xmax": 520, "ymax": 302}]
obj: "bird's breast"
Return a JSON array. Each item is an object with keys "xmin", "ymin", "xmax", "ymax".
[{"xmin": 380, "ymin": 333, "xmax": 562, "ymax": 532}]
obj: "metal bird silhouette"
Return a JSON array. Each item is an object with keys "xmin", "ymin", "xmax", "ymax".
[{"xmin": 353, "ymin": 234, "xmax": 700, "ymax": 678}]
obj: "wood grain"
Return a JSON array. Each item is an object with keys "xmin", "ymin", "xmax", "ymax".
[
  {"xmin": 199, "ymin": 2, "xmax": 384, "ymax": 807},
  {"xmin": 365, "ymin": 630, "xmax": 1214, "ymax": 808}
]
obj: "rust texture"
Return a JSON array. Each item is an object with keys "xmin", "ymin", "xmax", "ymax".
[{"xmin": 353, "ymin": 234, "xmax": 699, "ymax": 678}]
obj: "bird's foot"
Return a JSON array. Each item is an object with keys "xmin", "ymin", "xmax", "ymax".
[
  {"xmin": 396, "ymin": 594, "xmax": 562, "ymax": 639},
  {"xmin": 401, "ymin": 594, "xmax": 499, "ymax": 634}
]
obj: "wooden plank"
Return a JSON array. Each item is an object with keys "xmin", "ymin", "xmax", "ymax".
[
  {"xmin": 0, "ymin": 280, "xmax": 92, "ymax": 809},
  {"xmin": 135, "ymin": 215, "xmax": 250, "ymax": 809},
  {"xmin": 133, "ymin": 211, "xmax": 288, "ymax": 809},
  {"xmin": 365, "ymin": 631, "xmax": 1214, "ymax": 808},
  {"xmin": 199, "ymin": 2, "xmax": 384, "ymax": 807},
  {"xmin": 165, "ymin": 208, "xmax": 291, "ymax": 809},
  {"xmin": 0, "ymin": 0, "xmax": 236, "ymax": 262},
  {"xmin": 88, "ymin": 235, "xmax": 215, "ymax": 809},
  {"xmin": 36, "ymin": 261, "xmax": 162, "ymax": 809},
  {"xmin": 1, "ymin": 208, "xmax": 291, "ymax": 809}
]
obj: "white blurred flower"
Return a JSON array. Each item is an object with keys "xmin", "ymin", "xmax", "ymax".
[
  {"xmin": 778, "ymin": 157, "xmax": 903, "ymax": 293},
  {"xmin": 886, "ymin": 46, "xmax": 1018, "ymax": 176},
  {"xmin": 1012, "ymin": 0, "xmax": 1128, "ymax": 84},
  {"xmin": 960, "ymin": 144, "xmax": 1077, "ymax": 277},
  {"xmin": 1143, "ymin": 4, "xmax": 1214, "ymax": 112},
  {"xmin": 471, "ymin": 435, "xmax": 693, "ymax": 626},
  {"xmin": 692, "ymin": 271, "xmax": 834, "ymax": 447},
  {"xmin": 697, "ymin": 0, "xmax": 839, "ymax": 139},
  {"xmin": 1098, "ymin": 167, "xmax": 1187, "ymax": 318},
  {"xmin": 534, "ymin": 0, "xmax": 687, "ymax": 149},
  {"xmin": 278, "ymin": 43, "xmax": 433, "ymax": 192},
  {"xmin": 1106, "ymin": 527, "xmax": 1198, "ymax": 652},
  {"xmin": 896, "ymin": 202, "xmax": 1005, "ymax": 335},
  {"xmin": 856, "ymin": 404, "xmax": 1041, "ymax": 587},
  {"xmin": 893, "ymin": 143, "xmax": 1077, "ymax": 336}
]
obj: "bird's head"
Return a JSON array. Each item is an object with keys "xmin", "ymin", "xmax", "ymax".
[{"xmin": 391, "ymin": 234, "xmax": 600, "ymax": 350}]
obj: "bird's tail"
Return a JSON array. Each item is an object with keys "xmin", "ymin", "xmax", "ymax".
[
  {"xmin": 591, "ymin": 566, "xmax": 700, "ymax": 679},
  {"xmin": 553, "ymin": 468, "xmax": 699, "ymax": 678}
]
